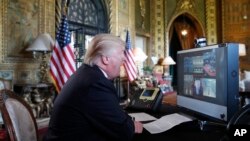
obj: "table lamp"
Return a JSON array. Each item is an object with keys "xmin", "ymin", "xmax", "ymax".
[
  {"xmin": 162, "ymin": 56, "xmax": 176, "ymax": 77},
  {"xmin": 132, "ymin": 47, "xmax": 148, "ymax": 76},
  {"xmin": 26, "ymin": 33, "xmax": 54, "ymax": 83}
]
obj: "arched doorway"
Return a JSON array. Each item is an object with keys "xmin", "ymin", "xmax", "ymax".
[
  {"xmin": 169, "ymin": 13, "xmax": 204, "ymax": 88},
  {"xmin": 66, "ymin": 0, "xmax": 109, "ymax": 68}
]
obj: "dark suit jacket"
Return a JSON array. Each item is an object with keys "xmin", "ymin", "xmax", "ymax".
[{"xmin": 44, "ymin": 64, "xmax": 135, "ymax": 141}]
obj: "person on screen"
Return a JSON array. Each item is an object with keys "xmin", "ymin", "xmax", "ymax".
[
  {"xmin": 43, "ymin": 34, "xmax": 143, "ymax": 141},
  {"xmin": 193, "ymin": 79, "xmax": 203, "ymax": 95}
]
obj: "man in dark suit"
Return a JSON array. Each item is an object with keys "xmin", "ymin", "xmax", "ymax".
[{"xmin": 44, "ymin": 34, "xmax": 143, "ymax": 141}]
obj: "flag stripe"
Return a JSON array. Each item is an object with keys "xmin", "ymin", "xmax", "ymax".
[
  {"xmin": 50, "ymin": 68, "xmax": 62, "ymax": 92},
  {"xmin": 50, "ymin": 50, "xmax": 65, "ymax": 86},
  {"xmin": 50, "ymin": 15, "xmax": 76, "ymax": 93},
  {"xmin": 124, "ymin": 51, "xmax": 137, "ymax": 77},
  {"xmin": 62, "ymin": 45, "xmax": 75, "ymax": 73},
  {"xmin": 52, "ymin": 42, "xmax": 71, "ymax": 81},
  {"xmin": 123, "ymin": 30, "xmax": 137, "ymax": 82}
]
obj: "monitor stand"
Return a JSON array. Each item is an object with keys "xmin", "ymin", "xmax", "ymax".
[{"xmin": 198, "ymin": 120, "xmax": 227, "ymax": 131}]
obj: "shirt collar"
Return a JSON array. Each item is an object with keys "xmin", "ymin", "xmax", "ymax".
[{"xmin": 98, "ymin": 67, "xmax": 108, "ymax": 78}]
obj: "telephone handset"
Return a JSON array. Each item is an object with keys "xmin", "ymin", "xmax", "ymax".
[{"xmin": 128, "ymin": 87, "xmax": 163, "ymax": 111}]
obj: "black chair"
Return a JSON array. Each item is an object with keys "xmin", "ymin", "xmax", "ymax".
[
  {"xmin": 227, "ymin": 104, "xmax": 250, "ymax": 128},
  {"xmin": 220, "ymin": 104, "xmax": 250, "ymax": 141}
]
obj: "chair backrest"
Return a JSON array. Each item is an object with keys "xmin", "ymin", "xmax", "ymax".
[
  {"xmin": 227, "ymin": 104, "xmax": 250, "ymax": 128},
  {"xmin": 0, "ymin": 89, "xmax": 38, "ymax": 141}
]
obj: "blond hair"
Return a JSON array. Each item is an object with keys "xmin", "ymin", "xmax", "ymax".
[{"xmin": 84, "ymin": 34, "xmax": 125, "ymax": 66}]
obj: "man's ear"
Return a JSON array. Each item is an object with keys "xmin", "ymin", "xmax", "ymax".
[{"xmin": 101, "ymin": 55, "xmax": 109, "ymax": 65}]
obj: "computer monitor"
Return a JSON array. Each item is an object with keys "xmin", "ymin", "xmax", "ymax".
[{"xmin": 177, "ymin": 43, "xmax": 239, "ymax": 122}]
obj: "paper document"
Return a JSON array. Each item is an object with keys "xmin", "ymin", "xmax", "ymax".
[
  {"xmin": 143, "ymin": 113, "xmax": 192, "ymax": 134},
  {"xmin": 129, "ymin": 112, "xmax": 157, "ymax": 122}
]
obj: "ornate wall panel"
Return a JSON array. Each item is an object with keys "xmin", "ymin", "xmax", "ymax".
[
  {"xmin": 165, "ymin": 0, "xmax": 205, "ymax": 53},
  {"xmin": 154, "ymin": 0, "xmax": 165, "ymax": 58},
  {"xmin": 117, "ymin": 0, "xmax": 136, "ymax": 46},
  {"xmin": 135, "ymin": 0, "xmax": 150, "ymax": 34},
  {"xmin": 222, "ymin": 0, "xmax": 250, "ymax": 70},
  {"xmin": 108, "ymin": 0, "xmax": 118, "ymax": 35},
  {"xmin": 0, "ymin": 0, "xmax": 55, "ymax": 84},
  {"xmin": 205, "ymin": 0, "xmax": 217, "ymax": 45}
]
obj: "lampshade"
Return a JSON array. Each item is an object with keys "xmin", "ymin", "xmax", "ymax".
[
  {"xmin": 132, "ymin": 47, "xmax": 148, "ymax": 62},
  {"xmin": 26, "ymin": 33, "xmax": 54, "ymax": 52},
  {"xmin": 239, "ymin": 43, "xmax": 246, "ymax": 56},
  {"xmin": 162, "ymin": 56, "xmax": 176, "ymax": 65}
]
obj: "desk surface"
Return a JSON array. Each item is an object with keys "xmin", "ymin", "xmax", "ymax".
[
  {"xmin": 132, "ymin": 121, "xmax": 226, "ymax": 141},
  {"xmin": 127, "ymin": 104, "xmax": 227, "ymax": 141}
]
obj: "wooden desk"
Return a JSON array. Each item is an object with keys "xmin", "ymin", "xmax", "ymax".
[
  {"xmin": 162, "ymin": 91, "xmax": 177, "ymax": 106},
  {"xmin": 130, "ymin": 104, "xmax": 227, "ymax": 141}
]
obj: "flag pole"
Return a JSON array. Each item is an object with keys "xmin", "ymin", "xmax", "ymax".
[
  {"xmin": 50, "ymin": 0, "xmax": 76, "ymax": 93},
  {"xmin": 55, "ymin": 0, "xmax": 62, "ymax": 31},
  {"xmin": 62, "ymin": 0, "xmax": 70, "ymax": 16}
]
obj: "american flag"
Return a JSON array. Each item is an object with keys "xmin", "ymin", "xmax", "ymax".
[
  {"xmin": 50, "ymin": 15, "xmax": 76, "ymax": 92},
  {"xmin": 123, "ymin": 30, "xmax": 138, "ymax": 82}
]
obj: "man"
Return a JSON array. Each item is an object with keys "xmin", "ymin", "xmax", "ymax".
[{"xmin": 44, "ymin": 34, "xmax": 143, "ymax": 141}]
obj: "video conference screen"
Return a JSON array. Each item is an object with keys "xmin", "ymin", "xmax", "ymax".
[
  {"xmin": 177, "ymin": 44, "xmax": 239, "ymax": 121},
  {"xmin": 183, "ymin": 50, "xmax": 216, "ymax": 98},
  {"xmin": 178, "ymin": 47, "xmax": 227, "ymax": 106}
]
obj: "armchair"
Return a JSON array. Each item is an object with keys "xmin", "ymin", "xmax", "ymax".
[{"xmin": 0, "ymin": 89, "xmax": 38, "ymax": 141}]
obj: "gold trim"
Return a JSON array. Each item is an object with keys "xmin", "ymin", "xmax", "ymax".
[
  {"xmin": 165, "ymin": 0, "xmax": 205, "ymax": 54},
  {"xmin": 205, "ymin": 0, "xmax": 217, "ymax": 45}
]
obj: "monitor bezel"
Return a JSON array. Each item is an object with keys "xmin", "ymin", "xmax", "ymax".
[{"xmin": 176, "ymin": 44, "xmax": 239, "ymax": 122}]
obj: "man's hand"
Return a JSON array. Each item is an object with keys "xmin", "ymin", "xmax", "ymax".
[{"xmin": 134, "ymin": 121, "xmax": 143, "ymax": 133}]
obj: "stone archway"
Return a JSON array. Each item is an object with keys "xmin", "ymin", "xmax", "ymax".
[{"xmin": 166, "ymin": 12, "xmax": 204, "ymax": 88}]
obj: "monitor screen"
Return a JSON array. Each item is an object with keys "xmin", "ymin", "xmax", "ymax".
[
  {"xmin": 180, "ymin": 46, "xmax": 223, "ymax": 104},
  {"xmin": 177, "ymin": 43, "xmax": 239, "ymax": 121}
]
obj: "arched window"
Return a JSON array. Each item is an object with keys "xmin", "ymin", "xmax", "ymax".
[{"xmin": 67, "ymin": 0, "xmax": 108, "ymax": 68}]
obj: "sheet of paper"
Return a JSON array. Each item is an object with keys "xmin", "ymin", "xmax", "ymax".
[
  {"xmin": 129, "ymin": 112, "xmax": 157, "ymax": 122},
  {"xmin": 143, "ymin": 113, "xmax": 192, "ymax": 134}
]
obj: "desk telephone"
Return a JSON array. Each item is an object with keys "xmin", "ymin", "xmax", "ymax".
[{"xmin": 128, "ymin": 87, "xmax": 163, "ymax": 111}]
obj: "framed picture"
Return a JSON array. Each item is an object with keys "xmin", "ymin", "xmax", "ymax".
[
  {"xmin": 159, "ymin": 84, "xmax": 173, "ymax": 94},
  {"xmin": 0, "ymin": 70, "xmax": 13, "ymax": 80},
  {"xmin": 17, "ymin": 71, "xmax": 32, "ymax": 84}
]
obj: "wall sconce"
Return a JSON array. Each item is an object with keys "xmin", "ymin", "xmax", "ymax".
[
  {"xmin": 181, "ymin": 29, "xmax": 188, "ymax": 36},
  {"xmin": 239, "ymin": 43, "xmax": 246, "ymax": 56},
  {"xmin": 180, "ymin": 14, "xmax": 189, "ymax": 37},
  {"xmin": 26, "ymin": 33, "xmax": 54, "ymax": 83}
]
